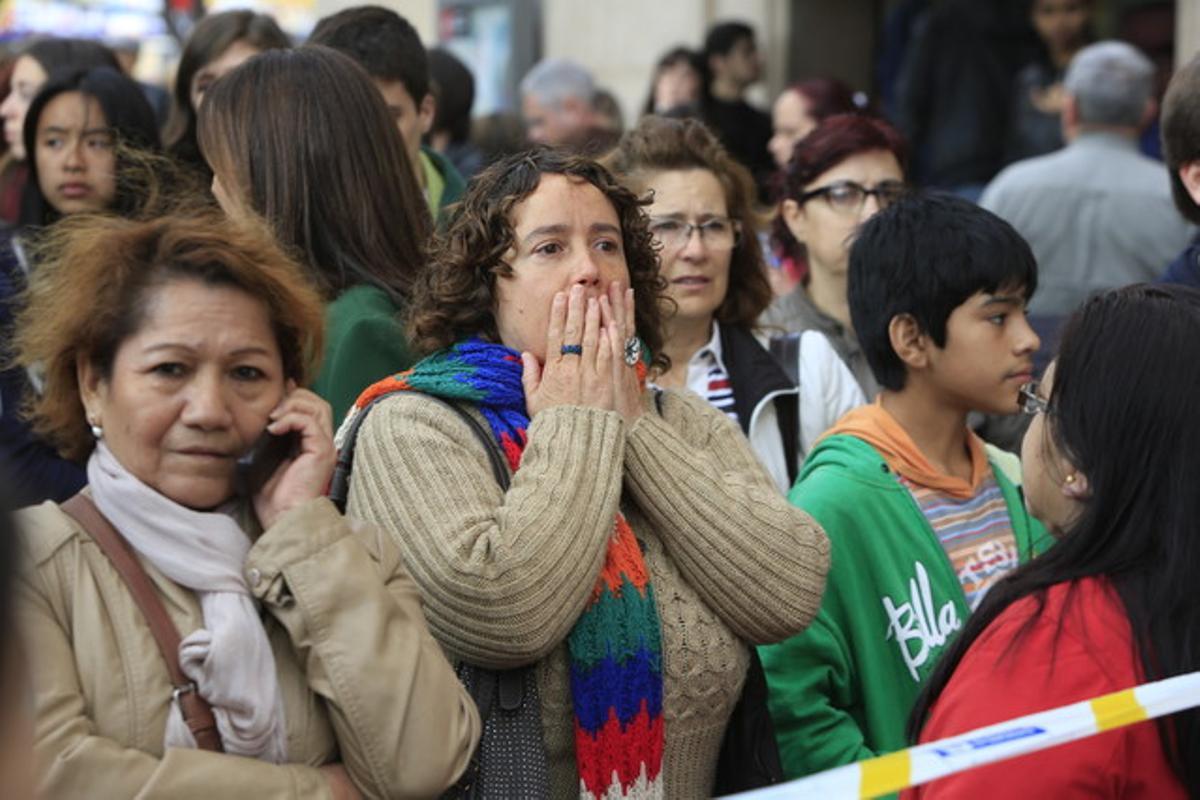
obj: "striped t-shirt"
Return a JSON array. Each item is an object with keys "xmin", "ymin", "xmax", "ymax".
[{"xmin": 899, "ymin": 473, "xmax": 1019, "ymax": 610}]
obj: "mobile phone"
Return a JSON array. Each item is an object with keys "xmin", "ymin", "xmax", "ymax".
[{"xmin": 237, "ymin": 429, "xmax": 301, "ymax": 496}]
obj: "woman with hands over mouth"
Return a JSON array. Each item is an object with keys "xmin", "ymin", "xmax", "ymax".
[
  {"xmin": 342, "ymin": 148, "xmax": 830, "ymax": 799},
  {"xmin": 11, "ymin": 212, "xmax": 479, "ymax": 799}
]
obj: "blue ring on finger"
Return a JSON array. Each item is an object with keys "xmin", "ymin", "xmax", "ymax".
[{"xmin": 561, "ymin": 344, "xmax": 583, "ymax": 356}]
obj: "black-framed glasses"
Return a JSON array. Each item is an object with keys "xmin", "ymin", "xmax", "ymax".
[
  {"xmin": 1019, "ymin": 381, "xmax": 1049, "ymax": 416},
  {"xmin": 648, "ymin": 216, "xmax": 742, "ymax": 251},
  {"xmin": 796, "ymin": 180, "xmax": 906, "ymax": 214}
]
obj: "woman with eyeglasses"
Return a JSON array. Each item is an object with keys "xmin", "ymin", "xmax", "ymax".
[
  {"xmin": 904, "ymin": 284, "xmax": 1199, "ymax": 798},
  {"xmin": 607, "ymin": 116, "xmax": 864, "ymax": 492},
  {"xmin": 766, "ymin": 114, "xmax": 908, "ymax": 399}
]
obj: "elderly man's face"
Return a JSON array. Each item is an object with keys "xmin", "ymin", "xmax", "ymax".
[{"xmin": 522, "ymin": 93, "xmax": 590, "ymax": 147}]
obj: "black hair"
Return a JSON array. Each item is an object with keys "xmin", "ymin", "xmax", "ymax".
[
  {"xmin": 309, "ymin": 5, "xmax": 430, "ymax": 105},
  {"xmin": 703, "ymin": 21, "xmax": 755, "ymax": 59},
  {"xmin": 22, "ymin": 37, "xmax": 120, "ymax": 74},
  {"xmin": 428, "ymin": 47, "xmax": 474, "ymax": 144},
  {"xmin": 163, "ymin": 10, "xmax": 291, "ymax": 173},
  {"xmin": 909, "ymin": 283, "xmax": 1200, "ymax": 795},
  {"xmin": 19, "ymin": 66, "xmax": 161, "ymax": 228},
  {"xmin": 640, "ymin": 46, "xmax": 705, "ymax": 116},
  {"xmin": 1161, "ymin": 54, "xmax": 1200, "ymax": 224},
  {"xmin": 849, "ymin": 191, "xmax": 1038, "ymax": 391}
]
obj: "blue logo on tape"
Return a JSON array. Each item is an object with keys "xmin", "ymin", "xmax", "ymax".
[{"xmin": 932, "ymin": 727, "xmax": 1046, "ymax": 758}]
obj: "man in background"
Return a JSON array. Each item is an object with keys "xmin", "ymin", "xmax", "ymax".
[
  {"xmin": 519, "ymin": 57, "xmax": 617, "ymax": 155},
  {"xmin": 701, "ymin": 21, "xmax": 773, "ymax": 192},
  {"xmin": 981, "ymin": 41, "xmax": 1193, "ymax": 368}
]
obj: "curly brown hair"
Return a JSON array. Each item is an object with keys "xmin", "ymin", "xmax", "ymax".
[
  {"xmin": 604, "ymin": 115, "xmax": 773, "ymax": 328},
  {"xmin": 408, "ymin": 147, "xmax": 669, "ymax": 369},
  {"xmin": 13, "ymin": 212, "xmax": 325, "ymax": 461}
]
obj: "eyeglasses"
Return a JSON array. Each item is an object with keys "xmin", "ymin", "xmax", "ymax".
[
  {"xmin": 796, "ymin": 180, "xmax": 906, "ymax": 214},
  {"xmin": 648, "ymin": 216, "xmax": 742, "ymax": 251},
  {"xmin": 1019, "ymin": 381, "xmax": 1049, "ymax": 416}
]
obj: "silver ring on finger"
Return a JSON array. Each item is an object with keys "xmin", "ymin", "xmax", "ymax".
[
  {"xmin": 561, "ymin": 344, "xmax": 583, "ymax": 356},
  {"xmin": 623, "ymin": 336, "xmax": 641, "ymax": 367}
]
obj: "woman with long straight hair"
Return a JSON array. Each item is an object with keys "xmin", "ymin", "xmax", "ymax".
[
  {"xmin": 198, "ymin": 45, "xmax": 432, "ymax": 419},
  {"xmin": 163, "ymin": 10, "xmax": 289, "ymax": 177},
  {"xmin": 17, "ymin": 66, "xmax": 160, "ymax": 227},
  {"xmin": 905, "ymin": 284, "xmax": 1200, "ymax": 798}
]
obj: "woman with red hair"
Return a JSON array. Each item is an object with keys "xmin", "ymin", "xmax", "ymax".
[
  {"xmin": 764, "ymin": 114, "xmax": 908, "ymax": 398},
  {"xmin": 767, "ymin": 78, "xmax": 860, "ymax": 170}
]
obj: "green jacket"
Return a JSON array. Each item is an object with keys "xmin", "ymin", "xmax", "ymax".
[
  {"xmin": 760, "ymin": 434, "xmax": 1050, "ymax": 780},
  {"xmin": 420, "ymin": 146, "xmax": 465, "ymax": 223},
  {"xmin": 311, "ymin": 284, "xmax": 416, "ymax": 422}
]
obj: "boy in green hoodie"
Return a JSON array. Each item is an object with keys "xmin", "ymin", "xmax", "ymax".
[{"xmin": 760, "ymin": 192, "xmax": 1051, "ymax": 779}]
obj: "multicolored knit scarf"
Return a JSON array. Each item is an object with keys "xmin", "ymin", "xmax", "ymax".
[{"xmin": 341, "ymin": 338, "xmax": 665, "ymax": 799}]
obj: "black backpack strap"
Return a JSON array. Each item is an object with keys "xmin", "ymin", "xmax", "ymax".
[
  {"xmin": 329, "ymin": 390, "xmax": 510, "ymax": 511},
  {"xmin": 768, "ymin": 332, "xmax": 806, "ymax": 484},
  {"xmin": 774, "ymin": 393, "xmax": 800, "ymax": 488},
  {"xmin": 767, "ymin": 331, "xmax": 802, "ymax": 387}
]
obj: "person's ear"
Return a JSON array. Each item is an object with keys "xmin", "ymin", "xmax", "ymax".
[
  {"xmin": 1061, "ymin": 470, "xmax": 1090, "ymax": 500},
  {"xmin": 888, "ymin": 313, "xmax": 929, "ymax": 370},
  {"xmin": 781, "ymin": 199, "xmax": 809, "ymax": 243},
  {"xmin": 76, "ymin": 354, "xmax": 105, "ymax": 429},
  {"xmin": 1179, "ymin": 161, "xmax": 1200, "ymax": 207},
  {"xmin": 418, "ymin": 93, "xmax": 436, "ymax": 137},
  {"xmin": 1061, "ymin": 94, "xmax": 1079, "ymax": 140}
]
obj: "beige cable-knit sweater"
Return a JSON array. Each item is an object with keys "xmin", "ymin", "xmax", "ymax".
[{"xmin": 347, "ymin": 387, "xmax": 830, "ymax": 799}]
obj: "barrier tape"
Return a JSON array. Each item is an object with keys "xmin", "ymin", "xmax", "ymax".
[{"xmin": 721, "ymin": 670, "xmax": 1200, "ymax": 799}]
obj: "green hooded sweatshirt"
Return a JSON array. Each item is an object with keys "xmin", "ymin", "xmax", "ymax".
[{"xmin": 760, "ymin": 434, "xmax": 1050, "ymax": 780}]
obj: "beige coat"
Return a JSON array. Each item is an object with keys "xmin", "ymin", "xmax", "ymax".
[
  {"xmin": 347, "ymin": 389, "xmax": 831, "ymax": 799},
  {"xmin": 18, "ymin": 496, "xmax": 480, "ymax": 799}
]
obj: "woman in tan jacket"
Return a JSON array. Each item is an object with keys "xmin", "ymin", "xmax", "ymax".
[
  {"xmin": 11, "ymin": 213, "xmax": 479, "ymax": 798},
  {"xmin": 342, "ymin": 149, "xmax": 830, "ymax": 799}
]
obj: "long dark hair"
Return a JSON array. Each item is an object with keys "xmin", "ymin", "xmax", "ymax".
[
  {"xmin": 198, "ymin": 46, "xmax": 430, "ymax": 304},
  {"xmin": 909, "ymin": 283, "xmax": 1200, "ymax": 794},
  {"xmin": 640, "ymin": 47, "xmax": 704, "ymax": 116},
  {"xmin": 163, "ymin": 10, "xmax": 290, "ymax": 171},
  {"xmin": 19, "ymin": 66, "xmax": 161, "ymax": 227}
]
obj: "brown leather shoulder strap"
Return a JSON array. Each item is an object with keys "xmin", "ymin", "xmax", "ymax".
[{"xmin": 61, "ymin": 493, "xmax": 224, "ymax": 752}]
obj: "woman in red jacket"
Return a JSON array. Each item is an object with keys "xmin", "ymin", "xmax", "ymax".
[{"xmin": 905, "ymin": 284, "xmax": 1199, "ymax": 798}]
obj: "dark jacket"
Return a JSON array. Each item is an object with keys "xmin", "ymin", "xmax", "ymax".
[
  {"xmin": 1161, "ymin": 239, "xmax": 1200, "ymax": 288},
  {"xmin": 896, "ymin": 0, "xmax": 1039, "ymax": 187},
  {"xmin": 0, "ymin": 232, "xmax": 85, "ymax": 506}
]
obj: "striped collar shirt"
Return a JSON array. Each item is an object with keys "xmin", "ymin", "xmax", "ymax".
[{"xmin": 684, "ymin": 322, "xmax": 738, "ymax": 424}]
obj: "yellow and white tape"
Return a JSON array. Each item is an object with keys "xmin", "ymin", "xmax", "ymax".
[{"xmin": 721, "ymin": 670, "xmax": 1200, "ymax": 799}]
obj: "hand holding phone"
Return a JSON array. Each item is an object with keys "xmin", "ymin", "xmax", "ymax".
[
  {"xmin": 250, "ymin": 386, "xmax": 336, "ymax": 530},
  {"xmin": 238, "ymin": 430, "xmax": 301, "ymax": 497}
]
